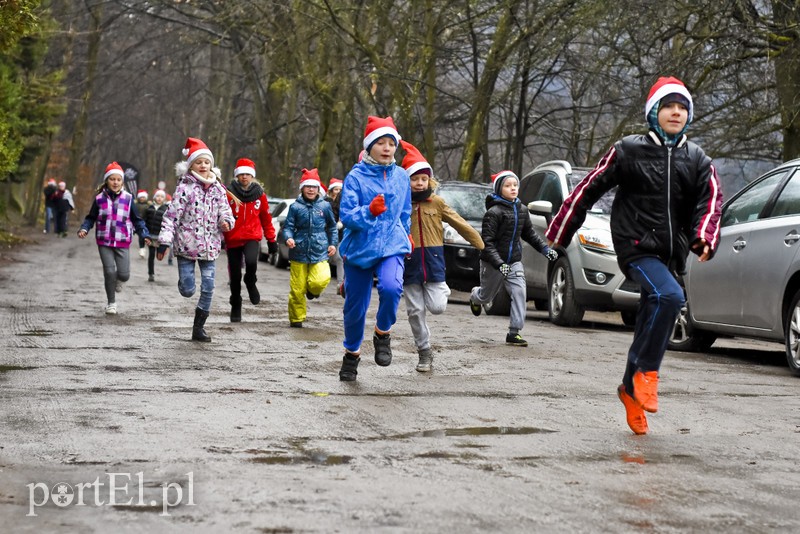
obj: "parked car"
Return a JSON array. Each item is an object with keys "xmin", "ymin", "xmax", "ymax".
[
  {"xmin": 259, "ymin": 198, "xmax": 295, "ymax": 267},
  {"xmin": 668, "ymin": 158, "xmax": 800, "ymax": 376},
  {"xmin": 434, "ymin": 181, "xmax": 493, "ymax": 292},
  {"xmin": 488, "ymin": 160, "xmax": 640, "ymax": 325},
  {"xmin": 257, "ymin": 196, "xmax": 285, "ymax": 262}
]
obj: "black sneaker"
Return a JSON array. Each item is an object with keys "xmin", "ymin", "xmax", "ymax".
[
  {"xmin": 373, "ymin": 333, "xmax": 392, "ymax": 366},
  {"xmin": 290, "ymin": 322, "xmax": 303, "ymax": 328},
  {"xmin": 339, "ymin": 353, "xmax": 360, "ymax": 381},
  {"xmin": 306, "ymin": 290, "xmax": 318, "ymax": 300},
  {"xmin": 469, "ymin": 298, "xmax": 482, "ymax": 317},
  {"xmin": 505, "ymin": 333, "xmax": 528, "ymax": 347}
]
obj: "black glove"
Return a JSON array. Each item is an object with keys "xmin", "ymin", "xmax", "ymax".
[
  {"xmin": 544, "ymin": 248, "xmax": 558, "ymax": 262},
  {"xmin": 498, "ymin": 263, "xmax": 511, "ymax": 277},
  {"xmin": 267, "ymin": 241, "xmax": 278, "ymax": 254}
]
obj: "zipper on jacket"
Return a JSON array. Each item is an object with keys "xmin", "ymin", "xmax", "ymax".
[
  {"xmin": 416, "ymin": 205, "xmax": 427, "ymax": 282},
  {"xmin": 666, "ymin": 147, "xmax": 673, "ymax": 262},
  {"xmin": 507, "ymin": 201, "xmax": 518, "ymax": 264}
]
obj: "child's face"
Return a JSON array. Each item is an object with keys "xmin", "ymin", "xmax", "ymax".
[
  {"xmin": 301, "ymin": 185, "xmax": 319, "ymax": 201},
  {"xmin": 237, "ymin": 173, "xmax": 253, "ymax": 188},
  {"xmin": 658, "ymin": 102, "xmax": 688, "ymax": 136},
  {"xmin": 328, "ymin": 187, "xmax": 341, "ymax": 200},
  {"xmin": 410, "ymin": 173, "xmax": 429, "ymax": 192},
  {"xmin": 369, "ymin": 137, "xmax": 397, "ymax": 165},
  {"xmin": 153, "ymin": 193, "xmax": 165, "ymax": 205},
  {"xmin": 500, "ymin": 177, "xmax": 519, "ymax": 201},
  {"xmin": 191, "ymin": 156, "xmax": 213, "ymax": 176},
  {"xmin": 107, "ymin": 174, "xmax": 123, "ymax": 193}
]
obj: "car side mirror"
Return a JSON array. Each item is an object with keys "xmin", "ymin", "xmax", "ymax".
[{"xmin": 528, "ymin": 200, "xmax": 553, "ymax": 225}]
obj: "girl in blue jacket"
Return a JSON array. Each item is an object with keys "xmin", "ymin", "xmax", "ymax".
[
  {"xmin": 283, "ymin": 168, "xmax": 338, "ymax": 327},
  {"xmin": 338, "ymin": 116, "xmax": 412, "ymax": 381}
]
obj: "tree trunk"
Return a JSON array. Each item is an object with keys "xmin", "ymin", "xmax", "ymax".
[
  {"xmin": 64, "ymin": 2, "xmax": 102, "ymax": 190},
  {"xmin": 772, "ymin": 1, "xmax": 800, "ymax": 161}
]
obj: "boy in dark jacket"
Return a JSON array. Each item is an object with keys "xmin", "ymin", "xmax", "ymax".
[
  {"xmin": 469, "ymin": 170, "xmax": 558, "ymax": 346},
  {"xmin": 144, "ymin": 189, "xmax": 168, "ymax": 282},
  {"xmin": 283, "ymin": 168, "xmax": 338, "ymax": 327},
  {"xmin": 545, "ymin": 76, "xmax": 723, "ymax": 435}
]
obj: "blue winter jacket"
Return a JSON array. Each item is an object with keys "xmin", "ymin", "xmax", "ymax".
[
  {"xmin": 339, "ymin": 160, "xmax": 412, "ymax": 269},
  {"xmin": 283, "ymin": 194, "xmax": 338, "ymax": 264}
]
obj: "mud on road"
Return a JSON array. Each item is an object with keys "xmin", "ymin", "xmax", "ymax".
[{"xmin": 1, "ymin": 229, "xmax": 799, "ymax": 532}]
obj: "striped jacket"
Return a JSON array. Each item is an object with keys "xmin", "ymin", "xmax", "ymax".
[{"xmin": 545, "ymin": 130, "xmax": 723, "ymax": 275}]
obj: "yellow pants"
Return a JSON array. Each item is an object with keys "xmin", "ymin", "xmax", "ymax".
[{"xmin": 288, "ymin": 261, "xmax": 331, "ymax": 323}]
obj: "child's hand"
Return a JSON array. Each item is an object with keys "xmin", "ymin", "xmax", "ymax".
[
  {"xmin": 144, "ymin": 238, "xmax": 152, "ymax": 247},
  {"xmin": 327, "ymin": 245, "xmax": 336, "ymax": 257},
  {"xmin": 286, "ymin": 238, "xmax": 296, "ymax": 249},
  {"xmin": 156, "ymin": 244, "xmax": 169, "ymax": 261},
  {"xmin": 498, "ymin": 263, "xmax": 511, "ymax": 277},
  {"xmin": 267, "ymin": 241, "xmax": 278, "ymax": 254},
  {"xmin": 369, "ymin": 194, "xmax": 387, "ymax": 217},
  {"xmin": 77, "ymin": 229, "xmax": 87, "ymax": 239},
  {"xmin": 220, "ymin": 221, "xmax": 231, "ymax": 232}
]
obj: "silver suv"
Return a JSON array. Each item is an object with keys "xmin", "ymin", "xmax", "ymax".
[{"xmin": 502, "ymin": 160, "xmax": 640, "ymax": 326}]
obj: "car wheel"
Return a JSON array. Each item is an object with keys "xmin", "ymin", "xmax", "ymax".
[
  {"xmin": 548, "ymin": 256, "xmax": 584, "ymax": 326},
  {"xmin": 269, "ymin": 252, "xmax": 277, "ymax": 265},
  {"xmin": 484, "ymin": 287, "xmax": 511, "ymax": 316},
  {"xmin": 620, "ymin": 310, "xmax": 637, "ymax": 327},
  {"xmin": 667, "ymin": 303, "xmax": 716, "ymax": 352},
  {"xmin": 784, "ymin": 289, "xmax": 800, "ymax": 376},
  {"xmin": 275, "ymin": 250, "xmax": 290, "ymax": 269}
]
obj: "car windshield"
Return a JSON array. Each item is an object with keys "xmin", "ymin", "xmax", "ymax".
[
  {"xmin": 569, "ymin": 170, "xmax": 616, "ymax": 214},
  {"xmin": 435, "ymin": 184, "xmax": 491, "ymax": 221}
]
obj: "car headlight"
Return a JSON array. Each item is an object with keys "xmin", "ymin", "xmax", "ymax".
[
  {"xmin": 577, "ymin": 228, "xmax": 615, "ymax": 254},
  {"xmin": 443, "ymin": 225, "xmax": 470, "ymax": 246}
]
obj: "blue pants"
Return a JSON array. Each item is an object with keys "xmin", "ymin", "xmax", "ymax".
[
  {"xmin": 623, "ymin": 257, "xmax": 684, "ymax": 393},
  {"xmin": 45, "ymin": 206, "xmax": 54, "ymax": 233},
  {"xmin": 178, "ymin": 257, "xmax": 216, "ymax": 312},
  {"xmin": 342, "ymin": 255, "xmax": 404, "ymax": 353}
]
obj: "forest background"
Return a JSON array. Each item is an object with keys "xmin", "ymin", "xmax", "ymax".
[{"xmin": 1, "ymin": 0, "xmax": 799, "ymax": 222}]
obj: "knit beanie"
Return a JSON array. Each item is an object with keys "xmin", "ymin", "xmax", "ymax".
[{"xmin": 491, "ymin": 170, "xmax": 518, "ymax": 196}]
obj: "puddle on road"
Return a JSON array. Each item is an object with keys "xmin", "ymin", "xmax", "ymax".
[
  {"xmin": 391, "ymin": 426, "xmax": 557, "ymax": 439},
  {"xmin": 249, "ymin": 451, "xmax": 353, "ymax": 466},
  {"xmin": 0, "ymin": 365, "xmax": 36, "ymax": 373},
  {"xmin": 15, "ymin": 329, "xmax": 53, "ymax": 336}
]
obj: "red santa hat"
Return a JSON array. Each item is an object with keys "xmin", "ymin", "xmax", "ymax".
[
  {"xmin": 299, "ymin": 168, "xmax": 323, "ymax": 190},
  {"xmin": 153, "ymin": 189, "xmax": 166, "ymax": 199},
  {"xmin": 400, "ymin": 140, "xmax": 432, "ymax": 177},
  {"xmin": 182, "ymin": 137, "xmax": 214, "ymax": 166},
  {"xmin": 234, "ymin": 158, "xmax": 256, "ymax": 178},
  {"xmin": 491, "ymin": 170, "xmax": 518, "ymax": 195},
  {"xmin": 137, "ymin": 189, "xmax": 148, "ymax": 199},
  {"xmin": 47, "ymin": 178, "xmax": 56, "ymax": 185},
  {"xmin": 645, "ymin": 76, "xmax": 693, "ymax": 123},
  {"xmin": 363, "ymin": 116, "xmax": 401, "ymax": 151},
  {"xmin": 328, "ymin": 178, "xmax": 343, "ymax": 191},
  {"xmin": 104, "ymin": 161, "xmax": 124, "ymax": 181}
]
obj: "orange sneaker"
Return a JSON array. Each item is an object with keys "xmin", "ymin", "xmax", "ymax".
[
  {"xmin": 632, "ymin": 370, "xmax": 659, "ymax": 413},
  {"xmin": 617, "ymin": 384, "xmax": 648, "ymax": 435}
]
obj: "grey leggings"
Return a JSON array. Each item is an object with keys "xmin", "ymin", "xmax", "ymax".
[{"xmin": 98, "ymin": 245, "xmax": 130, "ymax": 304}]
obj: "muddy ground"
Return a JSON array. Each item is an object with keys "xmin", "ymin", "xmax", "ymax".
[{"xmin": 1, "ymin": 228, "xmax": 799, "ymax": 533}]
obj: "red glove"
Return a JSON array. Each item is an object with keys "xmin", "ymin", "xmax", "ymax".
[
  {"xmin": 369, "ymin": 194, "xmax": 387, "ymax": 217},
  {"xmin": 409, "ymin": 233, "xmax": 414, "ymax": 252}
]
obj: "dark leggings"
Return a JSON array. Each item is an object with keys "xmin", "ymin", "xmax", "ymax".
[
  {"xmin": 227, "ymin": 241, "xmax": 260, "ymax": 298},
  {"xmin": 148, "ymin": 245, "xmax": 157, "ymax": 275}
]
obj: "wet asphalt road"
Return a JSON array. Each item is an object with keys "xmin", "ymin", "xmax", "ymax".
[{"xmin": 1, "ymin": 229, "xmax": 799, "ymax": 533}]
